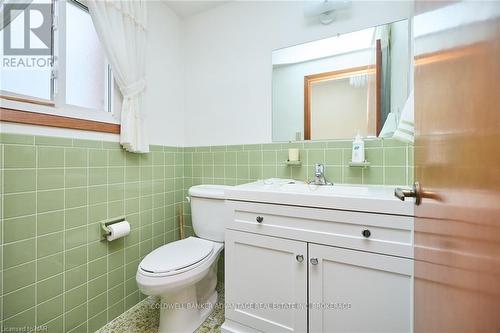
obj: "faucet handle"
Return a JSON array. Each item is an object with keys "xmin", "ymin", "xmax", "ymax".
[
  {"xmin": 310, "ymin": 163, "xmax": 333, "ymax": 186},
  {"xmin": 315, "ymin": 163, "xmax": 324, "ymax": 174}
]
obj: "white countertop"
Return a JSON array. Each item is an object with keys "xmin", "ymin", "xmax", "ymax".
[{"xmin": 225, "ymin": 179, "xmax": 415, "ymax": 216}]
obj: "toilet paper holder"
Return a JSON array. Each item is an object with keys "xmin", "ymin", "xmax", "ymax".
[{"xmin": 100, "ymin": 216, "xmax": 126, "ymax": 240}]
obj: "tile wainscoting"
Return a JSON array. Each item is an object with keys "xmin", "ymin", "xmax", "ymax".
[
  {"xmin": 181, "ymin": 138, "xmax": 413, "ymax": 233},
  {"xmin": 0, "ymin": 134, "xmax": 412, "ymax": 332},
  {"xmin": 181, "ymin": 138, "xmax": 413, "ymax": 281},
  {"xmin": 0, "ymin": 134, "xmax": 185, "ymax": 332},
  {"xmin": 182, "ymin": 138, "xmax": 413, "ymax": 188}
]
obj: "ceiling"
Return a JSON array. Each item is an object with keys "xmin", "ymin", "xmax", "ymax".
[{"xmin": 163, "ymin": 1, "xmax": 230, "ymax": 18}]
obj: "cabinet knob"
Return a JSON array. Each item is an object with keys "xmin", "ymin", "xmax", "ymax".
[
  {"xmin": 310, "ymin": 258, "xmax": 319, "ymax": 265},
  {"xmin": 362, "ymin": 229, "xmax": 371, "ymax": 238},
  {"xmin": 256, "ymin": 216, "xmax": 264, "ymax": 223},
  {"xmin": 296, "ymin": 254, "xmax": 304, "ymax": 263}
]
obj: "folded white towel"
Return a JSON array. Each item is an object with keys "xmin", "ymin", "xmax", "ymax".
[
  {"xmin": 393, "ymin": 90, "xmax": 414, "ymax": 144},
  {"xmin": 379, "ymin": 112, "xmax": 398, "ymax": 138}
]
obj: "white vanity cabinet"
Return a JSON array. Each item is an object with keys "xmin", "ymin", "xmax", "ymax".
[
  {"xmin": 308, "ymin": 244, "xmax": 412, "ymax": 333},
  {"xmin": 222, "ymin": 197, "xmax": 414, "ymax": 333},
  {"xmin": 225, "ymin": 230, "xmax": 308, "ymax": 333}
]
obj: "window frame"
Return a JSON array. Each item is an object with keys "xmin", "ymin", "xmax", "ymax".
[{"xmin": 0, "ymin": 0, "xmax": 120, "ymax": 134}]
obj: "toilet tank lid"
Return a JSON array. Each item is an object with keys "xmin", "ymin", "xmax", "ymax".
[{"xmin": 189, "ymin": 184, "xmax": 231, "ymax": 199}]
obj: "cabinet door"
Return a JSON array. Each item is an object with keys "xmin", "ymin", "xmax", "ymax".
[
  {"xmin": 225, "ymin": 229, "xmax": 308, "ymax": 333},
  {"xmin": 309, "ymin": 244, "xmax": 413, "ymax": 333}
]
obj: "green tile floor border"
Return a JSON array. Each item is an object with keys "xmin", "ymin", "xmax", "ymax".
[{"xmin": 0, "ymin": 133, "xmax": 413, "ymax": 332}]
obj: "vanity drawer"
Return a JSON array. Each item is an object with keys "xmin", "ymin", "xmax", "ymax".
[{"xmin": 226, "ymin": 201, "xmax": 413, "ymax": 258}]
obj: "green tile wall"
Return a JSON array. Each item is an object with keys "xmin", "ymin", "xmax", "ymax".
[
  {"xmin": 0, "ymin": 133, "xmax": 413, "ymax": 332},
  {"xmin": 0, "ymin": 134, "xmax": 185, "ymax": 333},
  {"xmin": 180, "ymin": 138, "xmax": 414, "ymax": 275},
  {"xmin": 181, "ymin": 137, "xmax": 413, "ymax": 191}
]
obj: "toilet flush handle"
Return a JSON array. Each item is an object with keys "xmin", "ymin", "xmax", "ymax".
[{"xmin": 185, "ymin": 196, "xmax": 191, "ymax": 203}]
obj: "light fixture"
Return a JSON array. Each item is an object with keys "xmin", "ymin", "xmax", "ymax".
[
  {"xmin": 319, "ymin": 11, "xmax": 335, "ymax": 25},
  {"xmin": 304, "ymin": 0, "xmax": 352, "ymax": 25}
]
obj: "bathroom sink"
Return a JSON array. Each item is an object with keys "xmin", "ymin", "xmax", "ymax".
[
  {"xmin": 278, "ymin": 182, "xmax": 370, "ymax": 196},
  {"xmin": 224, "ymin": 179, "xmax": 414, "ymax": 216}
]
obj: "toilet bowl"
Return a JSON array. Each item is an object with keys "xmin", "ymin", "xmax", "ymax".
[{"xmin": 136, "ymin": 184, "xmax": 230, "ymax": 333}]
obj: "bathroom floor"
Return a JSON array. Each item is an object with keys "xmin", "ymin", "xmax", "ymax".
[{"xmin": 96, "ymin": 283, "xmax": 225, "ymax": 333}]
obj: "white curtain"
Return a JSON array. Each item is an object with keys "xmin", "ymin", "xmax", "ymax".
[{"xmin": 88, "ymin": 0, "xmax": 149, "ymax": 153}]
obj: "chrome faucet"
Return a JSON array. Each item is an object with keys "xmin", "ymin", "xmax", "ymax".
[{"xmin": 309, "ymin": 163, "xmax": 333, "ymax": 185}]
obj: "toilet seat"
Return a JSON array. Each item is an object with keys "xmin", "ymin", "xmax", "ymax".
[{"xmin": 139, "ymin": 237, "xmax": 215, "ymax": 277}]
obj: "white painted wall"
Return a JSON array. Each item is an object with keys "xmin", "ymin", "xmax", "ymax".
[
  {"xmin": 143, "ymin": 1, "xmax": 185, "ymax": 146},
  {"xmin": 0, "ymin": 1, "xmax": 185, "ymax": 147},
  {"xmin": 1, "ymin": 1, "xmax": 411, "ymax": 148},
  {"xmin": 183, "ymin": 1, "xmax": 411, "ymax": 146}
]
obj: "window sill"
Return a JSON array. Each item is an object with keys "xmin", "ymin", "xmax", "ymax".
[
  {"xmin": 0, "ymin": 107, "xmax": 121, "ymax": 134},
  {"xmin": 0, "ymin": 97, "xmax": 120, "ymax": 134},
  {"xmin": 0, "ymin": 100, "xmax": 120, "ymax": 134}
]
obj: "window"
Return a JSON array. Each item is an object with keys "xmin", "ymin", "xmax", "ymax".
[
  {"xmin": 0, "ymin": 0, "xmax": 118, "ymax": 132},
  {"xmin": 65, "ymin": 0, "xmax": 108, "ymax": 111},
  {"xmin": 0, "ymin": 0, "xmax": 53, "ymax": 100}
]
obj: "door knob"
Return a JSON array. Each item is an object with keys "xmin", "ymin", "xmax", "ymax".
[
  {"xmin": 296, "ymin": 254, "xmax": 304, "ymax": 263},
  {"xmin": 310, "ymin": 258, "xmax": 319, "ymax": 265},
  {"xmin": 256, "ymin": 216, "xmax": 264, "ymax": 223},
  {"xmin": 395, "ymin": 182, "xmax": 422, "ymax": 205}
]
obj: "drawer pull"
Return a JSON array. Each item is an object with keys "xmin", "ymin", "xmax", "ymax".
[
  {"xmin": 256, "ymin": 216, "xmax": 264, "ymax": 223},
  {"xmin": 296, "ymin": 254, "xmax": 304, "ymax": 263},
  {"xmin": 310, "ymin": 258, "xmax": 319, "ymax": 265},
  {"xmin": 362, "ymin": 229, "xmax": 371, "ymax": 238}
]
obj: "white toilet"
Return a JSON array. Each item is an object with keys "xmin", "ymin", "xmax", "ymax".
[{"xmin": 136, "ymin": 184, "xmax": 230, "ymax": 333}]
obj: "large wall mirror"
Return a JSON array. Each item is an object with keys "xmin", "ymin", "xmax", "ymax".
[{"xmin": 272, "ymin": 19, "xmax": 411, "ymax": 141}]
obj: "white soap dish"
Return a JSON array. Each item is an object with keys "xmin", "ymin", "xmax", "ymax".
[
  {"xmin": 284, "ymin": 160, "xmax": 302, "ymax": 166},
  {"xmin": 348, "ymin": 161, "xmax": 370, "ymax": 168}
]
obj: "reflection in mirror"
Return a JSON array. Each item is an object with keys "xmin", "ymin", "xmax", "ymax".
[{"xmin": 272, "ymin": 19, "xmax": 410, "ymax": 142}]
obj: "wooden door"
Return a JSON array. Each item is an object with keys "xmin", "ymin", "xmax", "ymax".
[
  {"xmin": 224, "ymin": 230, "xmax": 308, "ymax": 333},
  {"xmin": 309, "ymin": 244, "xmax": 412, "ymax": 333},
  {"xmin": 413, "ymin": 1, "xmax": 500, "ymax": 332}
]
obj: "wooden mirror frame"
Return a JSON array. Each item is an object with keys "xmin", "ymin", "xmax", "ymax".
[{"xmin": 303, "ymin": 39, "xmax": 382, "ymax": 140}]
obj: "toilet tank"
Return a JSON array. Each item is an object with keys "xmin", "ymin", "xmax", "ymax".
[{"xmin": 188, "ymin": 185, "xmax": 231, "ymax": 242}]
